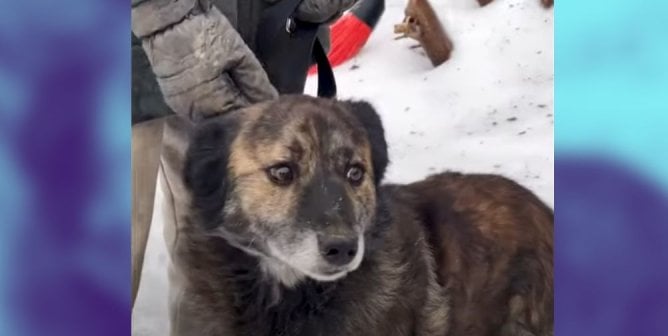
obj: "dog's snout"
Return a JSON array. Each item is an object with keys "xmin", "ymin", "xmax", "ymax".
[{"xmin": 319, "ymin": 238, "xmax": 358, "ymax": 266}]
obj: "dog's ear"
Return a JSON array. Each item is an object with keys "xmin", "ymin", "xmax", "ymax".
[
  {"xmin": 341, "ymin": 100, "xmax": 389, "ymax": 184},
  {"xmin": 184, "ymin": 115, "xmax": 239, "ymax": 229}
]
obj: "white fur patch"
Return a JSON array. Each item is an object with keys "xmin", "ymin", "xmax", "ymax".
[{"xmin": 260, "ymin": 259, "xmax": 306, "ymax": 288}]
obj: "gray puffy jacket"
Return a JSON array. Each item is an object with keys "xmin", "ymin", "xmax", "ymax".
[{"xmin": 132, "ymin": 0, "xmax": 355, "ymax": 124}]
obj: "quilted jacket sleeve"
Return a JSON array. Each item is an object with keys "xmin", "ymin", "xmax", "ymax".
[{"xmin": 132, "ymin": 0, "xmax": 278, "ymax": 121}]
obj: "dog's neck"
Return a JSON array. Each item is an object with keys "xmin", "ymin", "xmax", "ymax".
[
  {"xmin": 210, "ymin": 225, "xmax": 308, "ymax": 289},
  {"xmin": 259, "ymin": 257, "xmax": 307, "ymax": 288},
  {"xmin": 211, "ymin": 237, "xmax": 339, "ymax": 336},
  {"xmin": 208, "ymin": 228, "xmax": 332, "ymax": 307}
]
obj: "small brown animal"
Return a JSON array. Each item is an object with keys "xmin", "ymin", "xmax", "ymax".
[
  {"xmin": 176, "ymin": 95, "xmax": 553, "ymax": 336},
  {"xmin": 394, "ymin": 0, "xmax": 454, "ymax": 67}
]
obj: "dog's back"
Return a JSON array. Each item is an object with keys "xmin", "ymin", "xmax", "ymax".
[{"xmin": 389, "ymin": 172, "xmax": 553, "ymax": 335}]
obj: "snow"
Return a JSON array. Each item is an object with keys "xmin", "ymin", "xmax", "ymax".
[
  {"xmin": 132, "ymin": 174, "xmax": 170, "ymax": 336},
  {"xmin": 307, "ymin": 0, "xmax": 553, "ymax": 205},
  {"xmin": 132, "ymin": 0, "xmax": 553, "ymax": 334}
]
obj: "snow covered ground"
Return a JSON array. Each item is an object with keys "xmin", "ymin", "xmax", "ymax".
[
  {"xmin": 132, "ymin": 0, "xmax": 553, "ymax": 334},
  {"xmin": 306, "ymin": 0, "xmax": 554, "ymax": 205}
]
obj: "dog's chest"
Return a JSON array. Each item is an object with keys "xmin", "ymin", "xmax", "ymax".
[{"xmin": 229, "ymin": 276, "xmax": 344, "ymax": 336}]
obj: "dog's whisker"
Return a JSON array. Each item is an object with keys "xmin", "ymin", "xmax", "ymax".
[{"xmin": 246, "ymin": 237, "xmax": 256, "ymax": 249}]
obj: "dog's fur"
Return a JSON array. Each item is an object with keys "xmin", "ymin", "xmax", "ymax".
[{"xmin": 179, "ymin": 95, "xmax": 553, "ymax": 336}]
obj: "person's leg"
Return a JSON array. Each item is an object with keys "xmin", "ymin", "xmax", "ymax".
[
  {"xmin": 132, "ymin": 117, "xmax": 165, "ymax": 307},
  {"xmin": 132, "ymin": 34, "xmax": 174, "ymax": 125}
]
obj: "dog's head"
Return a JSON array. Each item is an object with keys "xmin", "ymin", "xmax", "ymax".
[{"xmin": 184, "ymin": 95, "xmax": 389, "ymax": 285}]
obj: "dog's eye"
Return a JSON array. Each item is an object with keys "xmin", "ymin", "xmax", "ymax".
[
  {"xmin": 346, "ymin": 165, "xmax": 365, "ymax": 186},
  {"xmin": 267, "ymin": 164, "xmax": 295, "ymax": 186}
]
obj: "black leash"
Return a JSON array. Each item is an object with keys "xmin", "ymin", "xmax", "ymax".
[
  {"xmin": 312, "ymin": 36, "xmax": 336, "ymax": 98},
  {"xmin": 255, "ymin": 0, "xmax": 337, "ymax": 98}
]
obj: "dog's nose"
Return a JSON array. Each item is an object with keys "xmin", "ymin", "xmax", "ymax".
[{"xmin": 319, "ymin": 238, "xmax": 358, "ymax": 266}]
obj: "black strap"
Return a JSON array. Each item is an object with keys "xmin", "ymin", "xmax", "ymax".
[
  {"xmin": 255, "ymin": 0, "xmax": 336, "ymax": 98},
  {"xmin": 313, "ymin": 38, "xmax": 336, "ymax": 98}
]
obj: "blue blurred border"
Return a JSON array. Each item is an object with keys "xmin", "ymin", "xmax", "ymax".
[
  {"xmin": 556, "ymin": 0, "xmax": 668, "ymax": 335},
  {"xmin": 556, "ymin": 0, "xmax": 668, "ymax": 188},
  {"xmin": 0, "ymin": 1, "xmax": 130, "ymax": 335}
]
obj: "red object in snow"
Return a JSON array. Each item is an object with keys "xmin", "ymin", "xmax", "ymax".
[{"xmin": 308, "ymin": 0, "xmax": 385, "ymax": 75}]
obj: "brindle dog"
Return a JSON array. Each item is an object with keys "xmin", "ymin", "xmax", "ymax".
[{"xmin": 180, "ymin": 95, "xmax": 553, "ymax": 336}]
